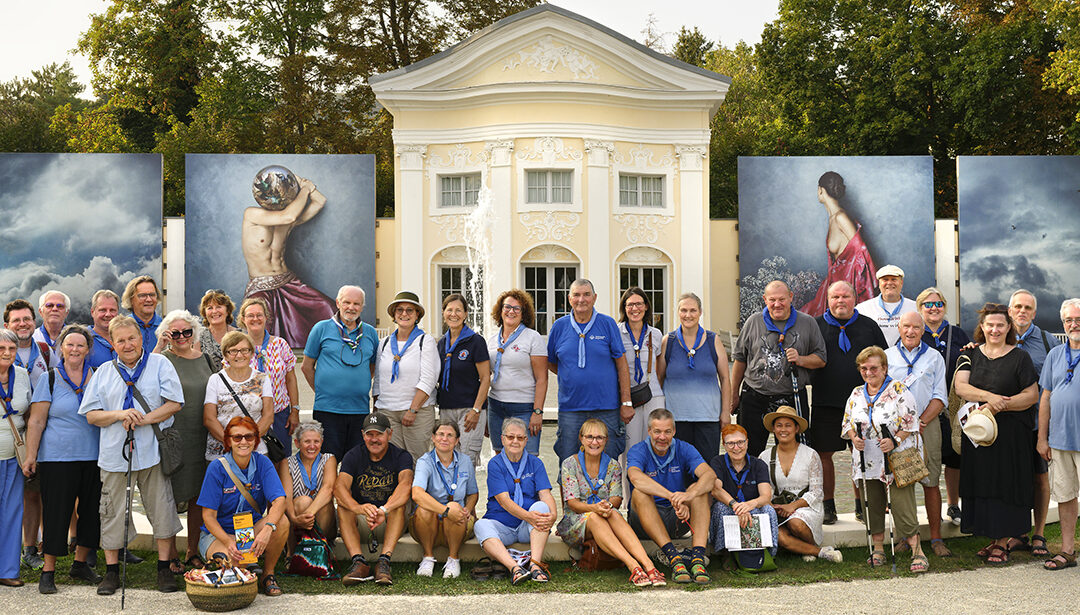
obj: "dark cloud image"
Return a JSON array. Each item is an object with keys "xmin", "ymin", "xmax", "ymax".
[{"xmin": 958, "ymin": 156, "xmax": 1080, "ymax": 332}]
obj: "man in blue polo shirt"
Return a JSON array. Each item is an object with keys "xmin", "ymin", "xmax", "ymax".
[
  {"xmin": 627, "ymin": 408, "xmax": 715, "ymax": 584},
  {"xmin": 547, "ymin": 279, "xmax": 632, "ymax": 465},
  {"xmin": 302, "ymin": 285, "xmax": 379, "ymax": 460},
  {"xmin": 87, "ymin": 290, "xmax": 120, "ymax": 368},
  {"xmin": 121, "ymin": 275, "xmax": 162, "ymax": 357}
]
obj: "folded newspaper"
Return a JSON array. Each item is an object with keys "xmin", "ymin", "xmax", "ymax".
[{"xmin": 722, "ymin": 514, "xmax": 776, "ymax": 551}]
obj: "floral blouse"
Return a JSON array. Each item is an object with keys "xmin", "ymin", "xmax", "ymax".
[{"xmin": 841, "ymin": 378, "xmax": 919, "ymax": 483}]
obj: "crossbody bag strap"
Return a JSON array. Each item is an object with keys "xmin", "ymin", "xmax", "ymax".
[
  {"xmin": 218, "ymin": 457, "xmax": 260, "ymax": 512},
  {"xmin": 646, "ymin": 329, "xmax": 654, "ymax": 379},
  {"xmin": 769, "ymin": 446, "xmax": 778, "ymax": 488},
  {"xmin": 6, "ymin": 415, "xmax": 24, "ymax": 447},
  {"xmin": 219, "ymin": 372, "xmax": 255, "ymax": 421},
  {"xmin": 113, "ymin": 360, "xmax": 165, "ymax": 442}
]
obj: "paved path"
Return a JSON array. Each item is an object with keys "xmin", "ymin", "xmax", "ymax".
[{"xmin": 1, "ymin": 561, "xmax": 1073, "ymax": 614}]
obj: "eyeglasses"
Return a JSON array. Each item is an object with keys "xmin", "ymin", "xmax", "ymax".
[
  {"xmin": 723, "ymin": 439, "xmax": 748, "ymax": 448},
  {"xmin": 502, "ymin": 305, "xmax": 522, "ymax": 313},
  {"xmin": 921, "ymin": 301, "xmax": 944, "ymax": 309},
  {"xmin": 582, "ymin": 434, "xmax": 607, "ymax": 442},
  {"xmin": 625, "ymin": 302, "xmax": 647, "ymax": 310},
  {"xmin": 136, "ymin": 292, "xmax": 157, "ymax": 300},
  {"xmin": 229, "ymin": 433, "xmax": 257, "ymax": 442},
  {"xmin": 1065, "ymin": 318, "xmax": 1080, "ymax": 325},
  {"xmin": 395, "ymin": 306, "xmax": 416, "ymax": 315},
  {"xmin": 503, "ymin": 434, "xmax": 528, "ymax": 442},
  {"xmin": 43, "ymin": 302, "xmax": 66, "ymax": 310},
  {"xmin": 859, "ymin": 365, "xmax": 883, "ymax": 373},
  {"xmin": 226, "ymin": 347, "xmax": 253, "ymax": 357},
  {"xmin": 169, "ymin": 328, "xmax": 194, "ymax": 339}
]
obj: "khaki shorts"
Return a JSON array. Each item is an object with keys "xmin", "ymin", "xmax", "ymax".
[
  {"xmin": 1050, "ymin": 448, "xmax": 1080, "ymax": 503},
  {"xmin": 383, "ymin": 406, "xmax": 436, "ymax": 464},
  {"xmin": 408, "ymin": 511, "xmax": 475, "ymax": 547},
  {"xmin": 921, "ymin": 417, "xmax": 942, "ymax": 488},
  {"xmin": 99, "ymin": 464, "xmax": 183, "ymax": 550}
]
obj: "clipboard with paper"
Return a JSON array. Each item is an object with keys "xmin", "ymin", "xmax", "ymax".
[{"xmin": 722, "ymin": 513, "xmax": 776, "ymax": 551}]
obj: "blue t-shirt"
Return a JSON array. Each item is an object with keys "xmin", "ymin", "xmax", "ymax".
[
  {"xmin": 87, "ymin": 330, "xmax": 117, "ymax": 369},
  {"xmin": 131, "ymin": 312, "xmax": 163, "ymax": 358},
  {"xmin": 1018, "ymin": 323, "xmax": 1061, "ymax": 376},
  {"xmin": 413, "ymin": 449, "xmax": 478, "ymax": 505},
  {"xmin": 31, "ymin": 369, "xmax": 100, "ymax": 462},
  {"xmin": 303, "ymin": 317, "xmax": 379, "ymax": 414},
  {"xmin": 436, "ymin": 331, "xmax": 490, "ymax": 410},
  {"xmin": 197, "ymin": 452, "xmax": 286, "ymax": 534},
  {"xmin": 626, "ymin": 438, "xmax": 705, "ymax": 506},
  {"xmin": 546, "ymin": 311, "xmax": 624, "ymax": 412},
  {"xmin": 1040, "ymin": 344, "xmax": 1080, "ymax": 451},
  {"xmin": 484, "ymin": 453, "xmax": 551, "ymax": 527}
]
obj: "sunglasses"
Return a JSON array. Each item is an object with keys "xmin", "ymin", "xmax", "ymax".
[
  {"xmin": 44, "ymin": 302, "xmax": 66, "ymax": 309},
  {"xmin": 226, "ymin": 347, "xmax": 253, "ymax": 357},
  {"xmin": 169, "ymin": 328, "xmax": 194, "ymax": 339},
  {"xmin": 229, "ymin": 433, "xmax": 257, "ymax": 442},
  {"xmin": 921, "ymin": 301, "xmax": 944, "ymax": 309}
]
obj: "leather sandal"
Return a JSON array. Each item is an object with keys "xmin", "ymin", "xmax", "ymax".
[
  {"xmin": 1031, "ymin": 535, "xmax": 1050, "ymax": 557},
  {"xmin": 930, "ymin": 539, "xmax": 953, "ymax": 558},
  {"xmin": 986, "ymin": 545, "xmax": 1009, "ymax": 565},
  {"xmin": 910, "ymin": 554, "xmax": 929, "ymax": 573},
  {"xmin": 260, "ymin": 574, "xmax": 283, "ymax": 596},
  {"xmin": 867, "ymin": 550, "xmax": 886, "ymax": 567},
  {"xmin": 1044, "ymin": 551, "xmax": 1077, "ymax": 571}
]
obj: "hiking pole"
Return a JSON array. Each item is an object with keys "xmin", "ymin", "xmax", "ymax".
[
  {"xmin": 855, "ymin": 425, "xmax": 874, "ymax": 561},
  {"xmin": 788, "ymin": 364, "xmax": 808, "ymax": 445},
  {"xmin": 880, "ymin": 425, "xmax": 898, "ymax": 574},
  {"xmin": 121, "ymin": 427, "xmax": 135, "ymax": 610}
]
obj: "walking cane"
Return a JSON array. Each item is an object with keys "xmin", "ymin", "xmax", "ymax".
[
  {"xmin": 880, "ymin": 425, "xmax": 898, "ymax": 574},
  {"xmin": 121, "ymin": 427, "xmax": 135, "ymax": 610},
  {"xmin": 779, "ymin": 332, "xmax": 808, "ymax": 445},
  {"xmin": 855, "ymin": 425, "xmax": 874, "ymax": 562}
]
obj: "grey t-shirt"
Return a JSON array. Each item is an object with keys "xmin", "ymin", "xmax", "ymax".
[
  {"xmin": 486, "ymin": 327, "xmax": 546, "ymax": 404},
  {"xmin": 732, "ymin": 310, "xmax": 826, "ymax": 396},
  {"xmin": 619, "ymin": 323, "xmax": 664, "ymax": 398}
]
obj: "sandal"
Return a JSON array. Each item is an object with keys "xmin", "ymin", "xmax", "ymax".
[
  {"xmin": 910, "ymin": 554, "xmax": 929, "ymax": 573},
  {"xmin": 469, "ymin": 557, "xmax": 493, "ymax": 581},
  {"xmin": 1044, "ymin": 551, "xmax": 1078, "ymax": 571},
  {"xmin": 977, "ymin": 542, "xmax": 995, "ymax": 559},
  {"xmin": 510, "ymin": 565, "xmax": 531, "ymax": 586},
  {"xmin": 184, "ymin": 555, "xmax": 207, "ymax": 569},
  {"xmin": 894, "ymin": 540, "xmax": 911, "ymax": 554},
  {"xmin": 260, "ymin": 574, "xmax": 283, "ymax": 596},
  {"xmin": 986, "ymin": 545, "xmax": 1009, "ymax": 565},
  {"xmin": 529, "ymin": 559, "xmax": 550, "ymax": 582},
  {"xmin": 1031, "ymin": 535, "xmax": 1050, "ymax": 557},
  {"xmin": 867, "ymin": 550, "xmax": 886, "ymax": 567},
  {"xmin": 491, "ymin": 563, "xmax": 509, "ymax": 580},
  {"xmin": 1006, "ymin": 536, "xmax": 1031, "ymax": 552},
  {"xmin": 930, "ymin": 539, "xmax": 953, "ymax": 558},
  {"xmin": 168, "ymin": 558, "xmax": 184, "ymax": 574},
  {"xmin": 629, "ymin": 566, "xmax": 651, "ymax": 587}
]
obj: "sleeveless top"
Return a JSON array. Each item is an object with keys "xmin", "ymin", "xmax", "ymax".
[
  {"xmin": 662, "ymin": 330, "xmax": 722, "ymax": 422},
  {"xmin": 288, "ymin": 453, "xmax": 332, "ymax": 497}
]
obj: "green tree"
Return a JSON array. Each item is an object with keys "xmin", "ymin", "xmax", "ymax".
[
  {"xmin": 1035, "ymin": 0, "xmax": 1080, "ymax": 122},
  {"xmin": 672, "ymin": 26, "xmax": 713, "ymax": 68},
  {"xmin": 0, "ymin": 63, "xmax": 89, "ymax": 151}
]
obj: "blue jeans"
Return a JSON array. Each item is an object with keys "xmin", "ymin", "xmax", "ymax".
[
  {"xmin": 554, "ymin": 409, "xmax": 625, "ymax": 465},
  {"xmin": 488, "ymin": 398, "xmax": 540, "ymax": 456}
]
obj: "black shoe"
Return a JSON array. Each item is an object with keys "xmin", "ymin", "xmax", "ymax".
[
  {"xmin": 823, "ymin": 501, "xmax": 838, "ymax": 525},
  {"xmin": 38, "ymin": 571, "xmax": 56, "ymax": 595},
  {"xmin": 97, "ymin": 571, "xmax": 119, "ymax": 595},
  {"xmin": 120, "ymin": 548, "xmax": 144, "ymax": 565},
  {"xmin": 157, "ymin": 568, "xmax": 179, "ymax": 593},
  {"xmin": 70, "ymin": 562, "xmax": 102, "ymax": 584}
]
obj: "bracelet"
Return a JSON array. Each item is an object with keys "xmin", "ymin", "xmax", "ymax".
[
  {"xmin": 471, "ymin": 407, "xmax": 481, "ymax": 414},
  {"xmin": 266, "ymin": 521, "xmax": 277, "ymax": 531},
  {"xmin": 378, "ymin": 505, "xmax": 388, "ymax": 515}
]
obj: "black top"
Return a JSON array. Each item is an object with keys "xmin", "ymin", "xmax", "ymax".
[
  {"xmin": 956, "ymin": 347, "xmax": 1039, "ymax": 429},
  {"xmin": 922, "ymin": 324, "xmax": 971, "ymax": 389},
  {"xmin": 339, "ymin": 442, "xmax": 413, "ymax": 506},
  {"xmin": 708, "ymin": 454, "xmax": 770, "ymax": 503},
  {"xmin": 436, "ymin": 331, "xmax": 491, "ymax": 409},
  {"xmin": 811, "ymin": 314, "xmax": 887, "ymax": 407}
]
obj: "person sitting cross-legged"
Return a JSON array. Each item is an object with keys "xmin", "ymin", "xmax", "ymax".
[
  {"xmin": 474, "ymin": 418, "xmax": 557, "ymax": 585},
  {"xmin": 626, "ymin": 408, "xmax": 716, "ymax": 584}
]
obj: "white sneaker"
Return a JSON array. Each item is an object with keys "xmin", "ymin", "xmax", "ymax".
[
  {"xmin": 442, "ymin": 557, "xmax": 461, "ymax": 579},
  {"xmin": 819, "ymin": 547, "xmax": 843, "ymax": 563},
  {"xmin": 417, "ymin": 557, "xmax": 436, "ymax": 577},
  {"xmin": 802, "ymin": 555, "xmax": 817, "ymax": 562}
]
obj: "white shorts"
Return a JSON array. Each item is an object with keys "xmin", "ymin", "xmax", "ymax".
[{"xmin": 1049, "ymin": 448, "xmax": 1080, "ymax": 503}]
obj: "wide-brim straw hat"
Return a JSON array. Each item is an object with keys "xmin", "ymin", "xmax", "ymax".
[
  {"xmin": 962, "ymin": 403, "xmax": 998, "ymax": 447},
  {"xmin": 763, "ymin": 405, "xmax": 809, "ymax": 434},
  {"xmin": 386, "ymin": 291, "xmax": 425, "ymax": 320}
]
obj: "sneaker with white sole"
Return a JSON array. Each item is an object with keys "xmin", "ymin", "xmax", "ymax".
[
  {"xmin": 947, "ymin": 505, "xmax": 962, "ymax": 526},
  {"xmin": 417, "ymin": 557, "xmax": 436, "ymax": 577},
  {"xmin": 819, "ymin": 546, "xmax": 843, "ymax": 563},
  {"xmin": 442, "ymin": 558, "xmax": 461, "ymax": 579}
]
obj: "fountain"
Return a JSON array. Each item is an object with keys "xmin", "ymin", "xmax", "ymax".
[{"xmin": 463, "ymin": 186, "xmax": 495, "ymax": 337}]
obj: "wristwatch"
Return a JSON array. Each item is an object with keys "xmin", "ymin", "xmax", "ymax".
[
  {"xmin": 443, "ymin": 505, "xmax": 451, "ymax": 517},
  {"xmin": 532, "ymin": 408, "xmax": 543, "ymax": 415},
  {"xmin": 471, "ymin": 407, "xmax": 481, "ymax": 414},
  {"xmin": 378, "ymin": 505, "xmax": 388, "ymax": 515},
  {"xmin": 266, "ymin": 521, "xmax": 277, "ymax": 531},
  {"xmin": 621, "ymin": 401, "xmax": 633, "ymax": 407}
]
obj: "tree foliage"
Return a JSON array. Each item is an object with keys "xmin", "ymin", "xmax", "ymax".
[
  {"xmin": 672, "ymin": 27, "xmax": 713, "ymax": 68},
  {"xmin": 0, "ymin": 63, "xmax": 88, "ymax": 152}
]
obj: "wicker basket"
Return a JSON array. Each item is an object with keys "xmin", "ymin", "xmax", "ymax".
[{"xmin": 184, "ymin": 576, "xmax": 258, "ymax": 612}]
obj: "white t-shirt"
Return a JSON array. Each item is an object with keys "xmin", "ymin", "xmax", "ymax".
[
  {"xmin": 204, "ymin": 370, "xmax": 273, "ymax": 460},
  {"xmin": 619, "ymin": 323, "xmax": 664, "ymax": 398},
  {"xmin": 486, "ymin": 327, "xmax": 546, "ymax": 404},
  {"xmin": 855, "ymin": 296, "xmax": 917, "ymax": 347}
]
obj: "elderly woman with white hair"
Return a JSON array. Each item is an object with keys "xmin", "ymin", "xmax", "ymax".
[
  {"xmin": 280, "ymin": 420, "xmax": 338, "ymax": 551},
  {"xmin": 0, "ymin": 329, "xmax": 32, "ymax": 587},
  {"xmin": 155, "ymin": 309, "xmax": 215, "ymax": 570}
]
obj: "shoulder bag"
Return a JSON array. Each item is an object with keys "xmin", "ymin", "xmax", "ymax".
[
  {"xmin": 114, "ymin": 360, "xmax": 185, "ymax": 476},
  {"xmin": 769, "ymin": 446, "xmax": 808, "ymax": 505},
  {"xmin": 629, "ymin": 329, "xmax": 653, "ymax": 408},
  {"xmin": 218, "ymin": 372, "xmax": 287, "ymax": 464}
]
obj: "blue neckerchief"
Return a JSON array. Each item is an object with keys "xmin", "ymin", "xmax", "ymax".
[
  {"xmin": 492, "ymin": 324, "xmax": 525, "ymax": 383},
  {"xmin": 430, "ymin": 449, "xmax": 460, "ymax": 502},
  {"xmin": 441, "ymin": 324, "xmax": 475, "ymax": 391},
  {"xmin": 647, "ymin": 439, "xmax": 676, "ymax": 474},
  {"xmin": 92, "ymin": 328, "xmax": 116, "ymax": 361},
  {"xmin": 1, "ymin": 366, "xmax": 14, "ymax": 418},
  {"xmin": 724, "ymin": 454, "xmax": 750, "ymax": 503},
  {"xmin": 295, "ymin": 452, "xmax": 323, "ymax": 494},
  {"xmin": 927, "ymin": 321, "xmax": 949, "ymax": 350},
  {"xmin": 14, "ymin": 342, "xmax": 39, "ymax": 372},
  {"xmin": 896, "ymin": 340, "xmax": 930, "ymax": 376},
  {"xmin": 878, "ymin": 296, "xmax": 903, "ymax": 319},
  {"xmin": 1018, "ymin": 325, "xmax": 1036, "ymax": 344},
  {"xmin": 499, "ymin": 450, "xmax": 527, "ymax": 508},
  {"xmin": 625, "ymin": 323, "xmax": 647, "ymax": 383},
  {"xmin": 762, "ymin": 308, "xmax": 795, "ymax": 353},
  {"xmin": 115, "ymin": 354, "xmax": 149, "ymax": 410},
  {"xmin": 334, "ymin": 314, "xmax": 364, "ymax": 352},
  {"xmin": 132, "ymin": 313, "xmax": 157, "ymax": 333},
  {"xmin": 58, "ymin": 359, "xmax": 91, "ymax": 404},
  {"xmin": 390, "ymin": 327, "xmax": 424, "ymax": 383},
  {"xmin": 252, "ymin": 333, "xmax": 270, "ymax": 372},
  {"xmin": 577, "ymin": 450, "xmax": 611, "ymax": 504},
  {"xmin": 569, "ymin": 310, "xmax": 598, "ymax": 369},
  {"xmin": 37, "ymin": 325, "xmax": 56, "ymax": 349},
  {"xmin": 862, "ymin": 375, "xmax": 893, "ymax": 426},
  {"xmin": 1065, "ymin": 345, "xmax": 1080, "ymax": 385},
  {"xmin": 227, "ymin": 452, "xmax": 259, "ymax": 514},
  {"xmin": 675, "ymin": 326, "xmax": 705, "ymax": 369},
  {"xmin": 823, "ymin": 309, "xmax": 859, "ymax": 353}
]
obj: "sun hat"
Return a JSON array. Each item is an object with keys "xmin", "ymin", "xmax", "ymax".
[
  {"xmin": 961, "ymin": 403, "xmax": 997, "ymax": 447},
  {"xmin": 386, "ymin": 291, "xmax": 425, "ymax": 320},
  {"xmin": 876, "ymin": 264, "xmax": 905, "ymax": 279},
  {"xmin": 763, "ymin": 405, "xmax": 809, "ymax": 434}
]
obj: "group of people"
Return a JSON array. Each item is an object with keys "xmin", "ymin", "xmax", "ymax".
[{"xmin": 1, "ymin": 265, "xmax": 1078, "ymax": 599}]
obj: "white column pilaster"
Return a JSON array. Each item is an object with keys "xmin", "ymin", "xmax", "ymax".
[
  {"xmin": 396, "ymin": 144, "xmax": 427, "ymax": 296},
  {"xmin": 676, "ymin": 145, "xmax": 708, "ymax": 310},
  {"xmin": 486, "ymin": 140, "xmax": 515, "ymax": 297},
  {"xmin": 585, "ymin": 139, "xmax": 614, "ymax": 311}
]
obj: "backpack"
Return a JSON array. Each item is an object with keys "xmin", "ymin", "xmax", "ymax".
[{"xmin": 284, "ymin": 524, "xmax": 339, "ymax": 580}]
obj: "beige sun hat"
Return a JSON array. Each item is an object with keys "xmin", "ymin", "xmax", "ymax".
[{"xmin": 961, "ymin": 403, "xmax": 998, "ymax": 447}]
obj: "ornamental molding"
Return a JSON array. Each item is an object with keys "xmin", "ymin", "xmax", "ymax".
[
  {"xmin": 612, "ymin": 143, "xmax": 677, "ymax": 170},
  {"xmin": 438, "ymin": 246, "xmax": 470, "ymax": 262},
  {"xmin": 515, "ymin": 137, "xmax": 583, "ymax": 165},
  {"xmin": 675, "ymin": 145, "xmax": 708, "ymax": 171},
  {"xmin": 619, "ymin": 246, "xmax": 668, "ymax": 264},
  {"xmin": 519, "ymin": 211, "xmax": 580, "ymax": 242},
  {"xmin": 502, "ymin": 35, "xmax": 599, "ymax": 81},
  {"xmin": 584, "ymin": 139, "xmax": 615, "ymax": 166},
  {"xmin": 425, "ymin": 143, "xmax": 488, "ymax": 178},
  {"xmin": 613, "ymin": 214, "xmax": 673, "ymax": 244},
  {"xmin": 431, "ymin": 214, "xmax": 466, "ymax": 242},
  {"xmin": 522, "ymin": 244, "xmax": 577, "ymax": 263},
  {"xmin": 484, "ymin": 140, "xmax": 515, "ymax": 167},
  {"xmin": 395, "ymin": 144, "xmax": 427, "ymax": 170}
]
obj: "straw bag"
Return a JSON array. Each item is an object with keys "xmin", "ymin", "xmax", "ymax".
[{"xmin": 888, "ymin": 444, "xmax": 929, "ymax": 488}]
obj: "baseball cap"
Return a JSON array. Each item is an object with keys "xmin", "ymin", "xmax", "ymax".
[{"xmin": 363, "ymin": 412, "xmax": 392, "ymax": 433}]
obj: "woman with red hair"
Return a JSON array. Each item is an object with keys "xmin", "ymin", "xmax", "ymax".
[
  {"xmin": 707, "ymin": 423, "xmax": 778, "ymax": 567},
  {"xmin": 197, "ymin": 416, "xmax": 290, "ymax": 596}
]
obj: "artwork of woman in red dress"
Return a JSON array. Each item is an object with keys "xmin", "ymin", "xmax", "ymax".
[{"xmin": 800, "ymin": 171, "xmax": 877, "ymax": 316}]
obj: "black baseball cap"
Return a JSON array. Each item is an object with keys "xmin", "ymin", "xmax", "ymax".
[{"xmin": 363, "ymin": 412, "xmax": 392, "ymax": 433}]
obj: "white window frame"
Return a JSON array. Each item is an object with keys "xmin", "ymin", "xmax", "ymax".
[
  {"xmin": 517, "ymin": 160, "xmax": 582, "ymax": 213},
  {"xmin": 618, "ymin": 265, "xmax": 668, "ymax": 331},
  {"xmin": 522, "ymin": 264, "xmax": 578, "ymax": 336},
  {"xmin": 436, "ymin": 265, "xmax": 485, "ymax": 332},
  {"xmin": 525, "ymin": 169, "xmax": 574, "ymax": 205},
  {"xmin": 612, "ymin": 167, "xmax": 675, "ymax": 216},
  {"xmin": 436, "ymin": 172, "xmax": 481, "ymax": 209}
]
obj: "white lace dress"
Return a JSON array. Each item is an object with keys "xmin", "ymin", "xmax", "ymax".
[{"xmin": 758, "ymin": 444, "xmax": 824, "ymax": 545}]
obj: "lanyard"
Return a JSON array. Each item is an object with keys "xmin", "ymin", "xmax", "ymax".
[
  {"xmin": 115, "ymin": 354, "xmax": 148, "ymax": 410},
  {"xmin": 430, "ymin": 449, "xmax": 460, "ymax": 501},
  {"xmin": 862, "ymin": 376, "xmax": 893, "ymax": 426},
  {"xmin": 227, "ymin": 453, "xmax": 259, "ymax": 514},
  {"xmin": 441, "ymin": 325, "xmax": 475, "ymax": 391},
  {"xmin": 647, "ymin": 439, "xmax": 676, "ymax": 474},
  {"xmin": 492, "ymin": 324, "xmax": 525, "ymax": 383},
  {"xmin": 1065, "ymin": 345, "xmax": 1080, "ymax": 385},
  {"xmin": 577, "ymin": 450, "xmax": 610, "ymax": 504},
  {"xmin": 724, "ymin": 454, "xmax": 750, "ymax": 503},
  {"xmin": 58, "ymin": 360, "xmax": 91, "ymax": 404},
  {"xmin": 334, "ymin": 314, "xmax": 364, "ymax": 352},
  {"xmin": 896, "ymin": 340, "xmax": 929, "ymax": 376},
  {"xmin": 823, "ymin": 309, "xmax": 859, "ymax": 353},
  {"xmin": 569, "ymin": 310, "xmax": 598, "ymax": 369},
  {"xmin": 762, "ymin": 308, "xmax": 795, "ymax": 353},
  {"xmin": 675, "ymin": 326, "xmax": 705, "ymax": 369},
  {"xmin": 390, "ymin": 327, "xmax": 424, "ymax": 383},
  {"xmin": 878, "ymin": 297, "xmax": 902, "ymax": 319},
  {"xmin": 295, "ymin": 452, "xmax": 323, "ymax": 494},
  {"xmin": 0, "ymin": 366, "xmax": 14, "ymax": 418},
  {"xmin": 499, "ymin": 451, "xmax": 526, "ymax": 508},
  {"xmin": 625, "ymin": 323, "xmax": 646, "ymax": 382}
]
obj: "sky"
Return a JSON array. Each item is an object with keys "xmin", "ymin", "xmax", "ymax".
[{"xmin": 0, "ymin": 1, "xmax": 780, "ymax": 94}]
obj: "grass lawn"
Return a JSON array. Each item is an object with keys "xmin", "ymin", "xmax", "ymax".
[{"xmin": 25, "ymin": 522, "xmax": 1073, "ymax": 596}]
